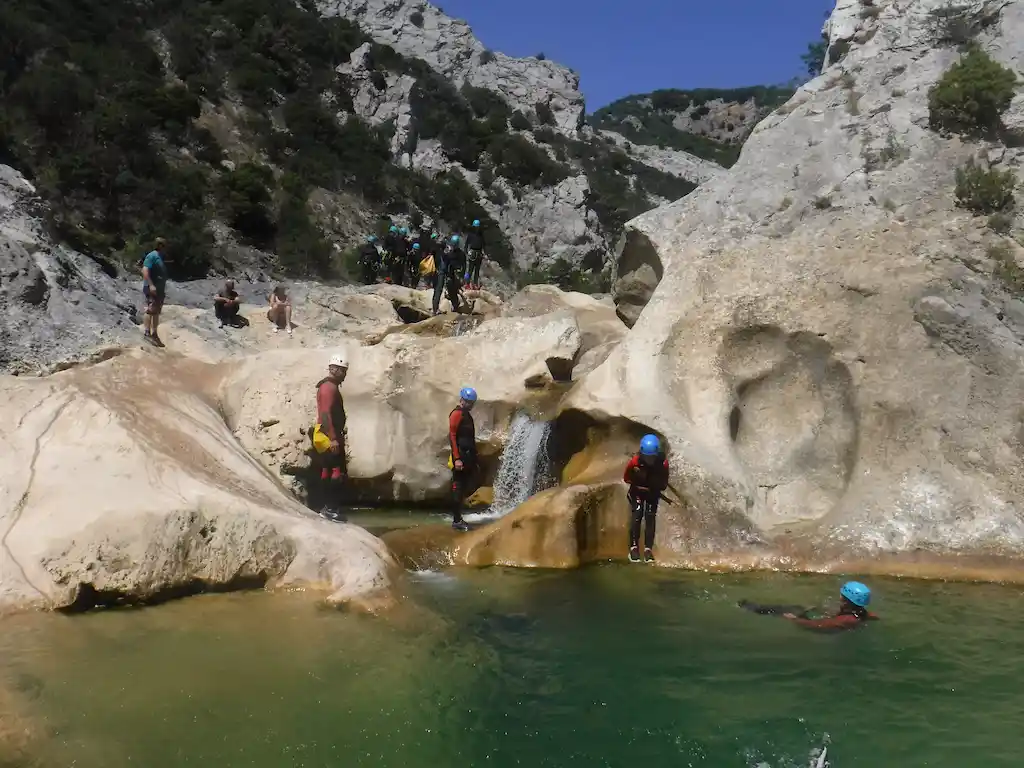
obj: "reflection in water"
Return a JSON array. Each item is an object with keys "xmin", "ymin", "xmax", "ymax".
[{"xmin": 1, "ymin": 569, "xmax": 1023, "ymax": 767}]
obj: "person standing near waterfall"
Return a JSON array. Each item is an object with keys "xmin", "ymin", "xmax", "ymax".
[
  {"xmin": 314, "ymin": 353, "xmax": 349, "ymax": 521},
  {"xmin": 623, "ymin": 434, "xmax": 670, "ymax": 563},
  {"xmin": 448, "ymin": 387, "xmax": 478, "ymax": 532}
]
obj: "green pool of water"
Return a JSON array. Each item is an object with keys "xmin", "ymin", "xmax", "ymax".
[{"xmin": 2, "ymin": 567, "xmax": 1023, "ymax": 767}]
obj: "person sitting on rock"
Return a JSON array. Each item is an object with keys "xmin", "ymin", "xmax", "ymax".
[
  {"xmin": 448, "ymin": 387, "xmax": 478, "ymax": 532},
  {"xmin": 464, "ymin": 219, "xmax": 485, "ymax": 290},
  {"xmin": 141, "ymin": 237, "xmax": 169, "ymax": 347},
  {"xmin": 781, "ymin": 582, "xmax": 878, "ymax": 631},
  {"xmin": 268, "ymin": 284, "xmax": 293, "ymax": 335},
  {"xmin": 214, "ymin": 280, "xmax": 242, "ymax": 327},
  {"xmin": 358, "ymin": 235, "xmax": 380, "ymax": 285},
  {"xmin": 623, "ymin": 434, "xmax": 669, "ymax": 563},
  {"xmin": 314, "ymin": 352, "xmax": 349, "ymax": 521}
]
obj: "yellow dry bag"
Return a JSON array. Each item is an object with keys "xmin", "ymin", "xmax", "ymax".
[
  {"xmin": 420, "ymin": 254, "xmax": 436, "ymax": 276},
  {"xmin": 312, "ymin": 424, "xmax": 332, "ymax": 454}
]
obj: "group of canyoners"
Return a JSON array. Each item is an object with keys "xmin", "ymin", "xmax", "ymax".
[
  {"xmin": 356, "ymin": 219, "xmax": 487, "ymax": 316},
  {"xmin": 143, "ymin": 236, "xmax": 878, "ymax": 634},
  {"xmin": 310, "ymin": 355, "xmax": 879, "ymax": 633}
]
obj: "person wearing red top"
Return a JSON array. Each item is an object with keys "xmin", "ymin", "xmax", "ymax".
[
  {"xmin": 313, "ymin": 353, "xmax": 349, "ymax": 520},
  {"xmin": 623, "ymin": 434, "xmax": 670, "ymax": 563},
  {"xmin": 448, "ymin": 386, "xmax": 478, "ymax": 531},
  {"xmin": 740, "ymin": 581, "xmax": 878, "ymax": 632}
]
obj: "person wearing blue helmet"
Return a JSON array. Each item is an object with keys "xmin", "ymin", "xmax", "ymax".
[
  {"xmin": 741, "ymin": 581, "xmax": 878, "ymax": 630},
  {"xmin": 448, "ymin": 386, "xmax": 479, "ymax": 531},
  {"xmin": 465, "ymin": 219, "xmax": 486, "ymax": 290},
  {"xmin": 782, "ymin": 582, "xmax": 877, "ymax": 630},
  {"xmin": 432, "ymin": 234, "xmax": 466, "ymax": 315},
  {"xmin": 622, "ymin": 434, "xmax": 670, "ymax": 562},
  {"xmin": 358, "ymin": 235, "xmax": 380, "ymax": 285}
]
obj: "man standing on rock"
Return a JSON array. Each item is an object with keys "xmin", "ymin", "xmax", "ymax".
[
  {"xmin": 141, "ymin": 237, "xmax": 169, "ymax": 347},
  {"xmin": 433, "ymin": 235, "xmax": 466, "ymax": 315},
  {"xmin": 315, "ymin": 353, "xmax": 349, "ymax": 521},
  {"xmin": 465, "ymin": 219, "xmax": 485, "ymax": 290},
  {"xmin": 448, "ymin": 387, "xmax": 478, "ymax": 532}
]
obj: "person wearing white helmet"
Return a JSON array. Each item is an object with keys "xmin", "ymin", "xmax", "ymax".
[{"xmin": 313, "ymin": 352, "xmax": 349, "ymax": 520}]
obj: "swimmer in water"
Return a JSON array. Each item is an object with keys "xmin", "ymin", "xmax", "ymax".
[{"xmin": 740, "ymin": 581, "xmax": 878, "ymax": 632}]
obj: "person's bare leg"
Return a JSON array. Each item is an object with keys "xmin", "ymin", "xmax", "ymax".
[
  {"xmin": 151, "ymin": 310, "xmax": 161, "ymax": 339},
  {"xmin": 143, "ymin": 310, "xmax": 152, "ymax": 335},
  {"xmin": 285, "ymin": 304, "xmax": 293, "ymax": 332}
]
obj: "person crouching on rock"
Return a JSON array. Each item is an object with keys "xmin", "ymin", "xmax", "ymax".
[
  {"xmin": 268, "ymin": 284, "xmax": 293, "ymax": 335},
  {"xmin": 623, "ymin": 434, "xmax": 669, "ymax": 563},
  {"xmin": 449, "ymin": 387, "xmax": 478, "ymax": 532},
  {"xmin": 314, "ymin": 353, "xmax": 349, "ymax": 521},
  {"xmin": 782, "ymin": 582, "xmax": 878, "ymax": 631},
  {"xmin": 214, "ymin": 280, "xmax": 242, "ymax": 327}
]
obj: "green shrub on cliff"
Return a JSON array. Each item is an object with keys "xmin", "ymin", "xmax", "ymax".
[
  {"xmin": 954, "ymin": 159, "xmax": 1016, "ymax": 213},
  {"xmin": 928, "ymin": 46, "xmax": 1019, "ymax": 137}
]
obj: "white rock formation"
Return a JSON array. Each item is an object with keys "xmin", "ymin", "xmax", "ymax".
[
  {"xmin": 0, "ymin": 352, "xmax": 395, "ymax": 612},
  {"xmin": 600, "ymin": 129, "xmax": 725, "ymax": 185},
  {"xmin": 576, "ymin": 0, "xmax": 1024, "ymax": 567},
  {"xmin": 319, "ymin": 0, "xmax": 585, "ymax": 133}
]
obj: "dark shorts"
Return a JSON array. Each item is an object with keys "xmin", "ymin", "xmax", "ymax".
[{"xmin": 143, "ymin": 284, "xmax": 165, "ymax": 314}]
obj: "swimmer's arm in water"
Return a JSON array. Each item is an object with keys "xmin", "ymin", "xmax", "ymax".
[{"xmin": 782, "ymin": 613, "xmax": 860, "ymax": 631}]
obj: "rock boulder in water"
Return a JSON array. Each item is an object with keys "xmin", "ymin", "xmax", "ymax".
[{"xmin": 0, "ymin": 352, "xmax": 395, "ymax": 612}]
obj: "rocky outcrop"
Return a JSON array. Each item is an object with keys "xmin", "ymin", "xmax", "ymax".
[
  {"xmin": 592, "ymin": 0, "xmax": 1024, "ymax": 567},
  {"xmin": 599, "ymin": 130, "xmax": 726, "ymax": 185},
  {"xmin": 221, "ymin": 310, "xmax": 583, "ymax": 502},
  {"xmin": 0, "ymin": 166, "xmax": 139, "ymax": 374},
  {"xmin": 0, "ymin": 351, "xmax": 395, "ymax": 612},
  {"xmin": 320, "ymin": 0, "xmax": 585, "ymax": 133}
]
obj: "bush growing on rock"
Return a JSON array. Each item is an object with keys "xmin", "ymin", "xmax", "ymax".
[
  {"xmin": 219, "ymin": 163, "xmax": 277, "ymax": 246},
  {"xmin": 409, "ymin": 10, "xmax": 424, "ymax": 27},
  {"xmin": 479, "ymin": 49, "xmax": 496, "ymax": 65},
  {"xmin": 536, "ymin": 101, "xmax": 555, "ymax": 126},
  {"xmin": 510, "ymin": 111, "xmax": 532, "ymax": 132},
  {"xmin": 488, "ymin": 134, "xmax": 571, "ymax": 188},
  {"xmin": 990, "ymin": 241, "xmax": 1024, "ymax": 295},
  {"xmin": 988, "ymin": 211, "xmax": 1014, "ymax": 234},
  {"xmin": 954, "ymin": 159, "xmax": 1016, "ymax": 213},
  {"xmin": 928, "ymin": 46, "xmax": 1019, "ymax": 137}
]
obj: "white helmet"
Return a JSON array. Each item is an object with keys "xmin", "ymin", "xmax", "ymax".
[{"xmin": 328, "ymin": 352, "xmax": 349, "ymax": 369}]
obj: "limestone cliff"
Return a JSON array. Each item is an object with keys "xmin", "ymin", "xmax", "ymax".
[{"xmin": 582, "ymin": 0, "xmax": 1024, "ymax": 566}]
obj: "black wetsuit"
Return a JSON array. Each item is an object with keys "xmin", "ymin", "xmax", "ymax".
[
  {"xmin": 465, "ymin": 229, "xmax": 484, "ymax": 286},
  {"xmin": 449, "ymin": 405, "xmax": 477, "ymax": 524},
  {"xmin": 624, "ymin": 452, "xmax": 669, "ymax": 551},
  {"xmin": 358, "ymin": 243, "xmax": 379, "ymax": 285}
]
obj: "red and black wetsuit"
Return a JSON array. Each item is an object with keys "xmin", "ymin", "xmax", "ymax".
[
  {"xmin": 788, "ymin": 608, "xmax": 879, "ymax": 632},
  {"xmin": 623, "ymin": 453, "xmax": 670, "ymax": 551},
  {"xmin": 449, "ymin": 405, "xmax": 476, "ymax": 524},
  {"xmin": 315, "ymin": 377, "xmax": 347, "ymax": 500}
]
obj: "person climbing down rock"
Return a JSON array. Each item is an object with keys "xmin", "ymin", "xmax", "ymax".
[
  {"xmin": 214, "ymin": 280, "xmax": 244, "ymax": 327},
  {"xmin": 465, "ymin": 219, "xmax": 485, "ymax": 290},
  {"xmin": 433, "ymin": 234, "xmax": 466, "ymax": 315},
  {"xmin": 739, "ymin": 582, "xmax": 878, "ymax": 631},
  {"xmin": 358, "ymin": 235, "xmax": 380, "ymax": 285},
  {"xmin": 448, "ymin": 386, "xmax": 478, "ymax": 532},
  {"xmin": 313, "ymin": 353, "xmax": 349, "ymax": 521},
  {"xmin": 141, "ymin": 237, "xmax": 169, "ymax": 347},
  {"xmin": 623, "ymin": 434, "xmax": 669, "ymax": 563},
  {"xmin": 268, "ymin": 285, "xmax": 293, "ymax": 335}
]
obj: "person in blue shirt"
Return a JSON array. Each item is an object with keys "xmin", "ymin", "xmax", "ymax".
[{"xmin": 141, "ymin": 238, "xmax": 169, "ymax": 347}]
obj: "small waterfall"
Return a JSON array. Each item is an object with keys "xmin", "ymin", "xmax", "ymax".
[{"xmin": 487, "ymin": 412, "xmax": 554, "ymax": 517}]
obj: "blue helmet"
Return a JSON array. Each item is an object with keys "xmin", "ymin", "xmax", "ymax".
[
  {"xmin": 450, "ymin": 235, "xmax": 461, "ymax": 245},
  {"xmin": 367, "ymin": 235, "xmax": 377, "ymax": 243},
  {"xmin": 400, "ymin": 227, "xmax": 409, "ymax": 235},
  {"xmin": 459, "ymin": 386, "xmax": 477, "ymax": 402},
  {"xmin": 412, "ymin": 242, "xmax": 421, "ymax": 250},
  {"xmin": 389, "ymin": 225, "xmax": 398, "ymax": 233},
  {"xmin": 472, "ymin": 219, "xmax": 480, "ymax": 227},
  {"xmin": 639, "ymin": 434, "xmax": 660, "ymax": 456},
  {"xmin": 840, "ymin": 581, "xmax": 871, "ymax": 607},
  {"xmin": 431, "ymin": 232, "xmax": 438, "ymax": 240}
]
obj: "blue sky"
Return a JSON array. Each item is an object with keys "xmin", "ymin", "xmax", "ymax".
[{"xmin": 434, "ymin": 0, "xmax": 836, "ymax": 110}]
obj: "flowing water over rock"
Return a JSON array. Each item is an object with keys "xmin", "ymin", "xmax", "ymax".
[
  {"xmin": 2, "ymin": 570, "xmax": 1023, "ymax": 767},
  {"xmin": 485, "ymin": 412, "xmax": 554, "ymax": 518}
]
